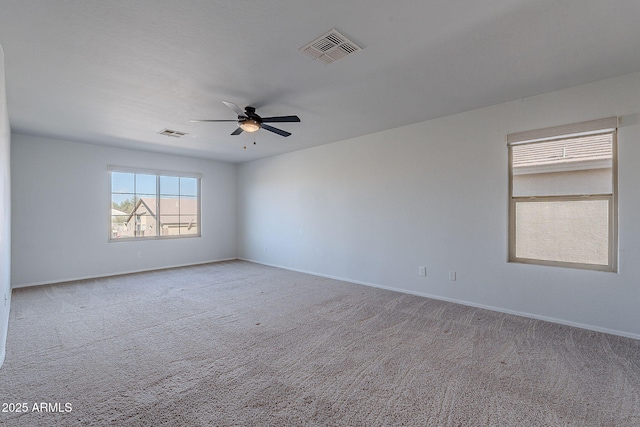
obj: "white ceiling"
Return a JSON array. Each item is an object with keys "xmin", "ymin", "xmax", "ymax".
[{"xmin": 1, "ymin": 0, "xmax": 640, "ymax": 163}]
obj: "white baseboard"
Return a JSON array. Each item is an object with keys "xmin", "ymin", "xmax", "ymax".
[
  {"xmin": 240, "ymin": 258, "xmax": 640, "ymax": 341},
  {"xmin": 11, "ymin": 258, "xmax": 239, "ymax": 289}
]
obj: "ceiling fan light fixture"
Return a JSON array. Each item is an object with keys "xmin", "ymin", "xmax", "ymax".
[{"xmin": 239, "ymin": 119, "xmax": 260, "ymax": 133}]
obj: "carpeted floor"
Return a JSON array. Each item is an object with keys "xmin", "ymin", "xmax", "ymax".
[{"xmin": 1, "ymin": 260, "xmax": 639, "ymax": 426}]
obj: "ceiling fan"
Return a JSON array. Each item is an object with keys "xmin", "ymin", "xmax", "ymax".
[{"xmin": 191, "ymin": 101, "xmax": 300, "ymax": 137}]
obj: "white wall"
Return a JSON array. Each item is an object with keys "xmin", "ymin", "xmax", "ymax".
[
  {"xmin": 238, "ymin": 72, "xmax": 640, "ymax": 339},
  {"xmin": 0, "ymin": 45, "xmax": 11, "ymax": 368},
  {"xmin": 11, "ymin": 135, "xmax": 237, "ymax": 287}
]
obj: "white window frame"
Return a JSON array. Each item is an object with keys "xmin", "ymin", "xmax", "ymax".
[
  {"xmin": 109, "ymin": 166, "xmax": 202, "ymax": 242},
  {"xmin": 507, "ymin": 117, "xmax": 618, "ymax": 272}
]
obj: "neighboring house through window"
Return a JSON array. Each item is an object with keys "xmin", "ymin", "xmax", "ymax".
[
  {"xmin": 109, "ymin": 167, "xmax": 201, "ymax": 240},
  {"xmin": 507, "ymin": 117, "xmax": 618, "ymax": 271}
]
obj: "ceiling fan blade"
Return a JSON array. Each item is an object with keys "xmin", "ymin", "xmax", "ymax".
[
  {"xmin": 230, "ymin": 127, "xmax": 243, "ymax": 136},
  {"xmin": 190, "ymin": 119, "xmax": 237, "ymax": 122},
  {"xmin": 222, "ymin": 101, "xmax": 247, "ymax": 117},
  {"xmin": 261, "ymin": 124, "xmax": 291, "ymax": 137},
  {"xmin": 260, "ymin": 115, "xmax": 301, "ymax": 123}
]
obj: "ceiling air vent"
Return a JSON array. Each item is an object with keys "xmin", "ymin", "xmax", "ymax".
[
  {"xmin": 300, "ymin": 29, "xmax": 362, "ymax": 64},
  {"xmin": 158, "ymin": 129, "xmax": 188, "ymax": 138}
]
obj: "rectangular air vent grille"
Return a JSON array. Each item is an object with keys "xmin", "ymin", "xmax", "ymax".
[
  {"xmin": 158, "ymin": 129, "xmax": 188, "ymax": 138},
  {"xmin": 300, "ymin": 29, "xmax": 362, "ymax": 64}
]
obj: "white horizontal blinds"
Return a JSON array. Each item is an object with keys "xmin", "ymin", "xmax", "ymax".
[{"xmin": 507, "ymin": 116, "xmax": 618, "ymax": 146}]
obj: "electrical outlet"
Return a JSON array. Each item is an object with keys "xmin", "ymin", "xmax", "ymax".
[
  {"xmin": 448, "ymin": 271, "xmax": 456, "ymax": 281},
  {"xmin": 419, "ymin": 266, "xmax": 427, "ymax": 276}
]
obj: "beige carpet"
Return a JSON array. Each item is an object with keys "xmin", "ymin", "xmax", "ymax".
[{"xmin": 1, "ymin": 260, "xmax": 639, "ymax": 426}]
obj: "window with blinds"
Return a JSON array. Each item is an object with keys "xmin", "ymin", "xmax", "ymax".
[{"xmin": 507, "ymin": 117, "xmax": 618, "ymax": 271}]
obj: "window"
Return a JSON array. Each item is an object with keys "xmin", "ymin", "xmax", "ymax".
[
  {"xmin": 508, "ymin": 117, "xmax": 618, "ymax": 271},
  {"xmin": 109, "ymin": 167, "xmax": 201, "ymax": 240}
]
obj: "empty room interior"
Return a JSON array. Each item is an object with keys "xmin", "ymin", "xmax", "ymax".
[{"xmin": 1, "ymin": 1, "xmax": 640, "ymax": 425}]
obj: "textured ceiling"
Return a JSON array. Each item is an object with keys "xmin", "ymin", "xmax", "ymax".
[{"xmin": 1, "ymin": 0, "xmax": 640, "ymax": 163}]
